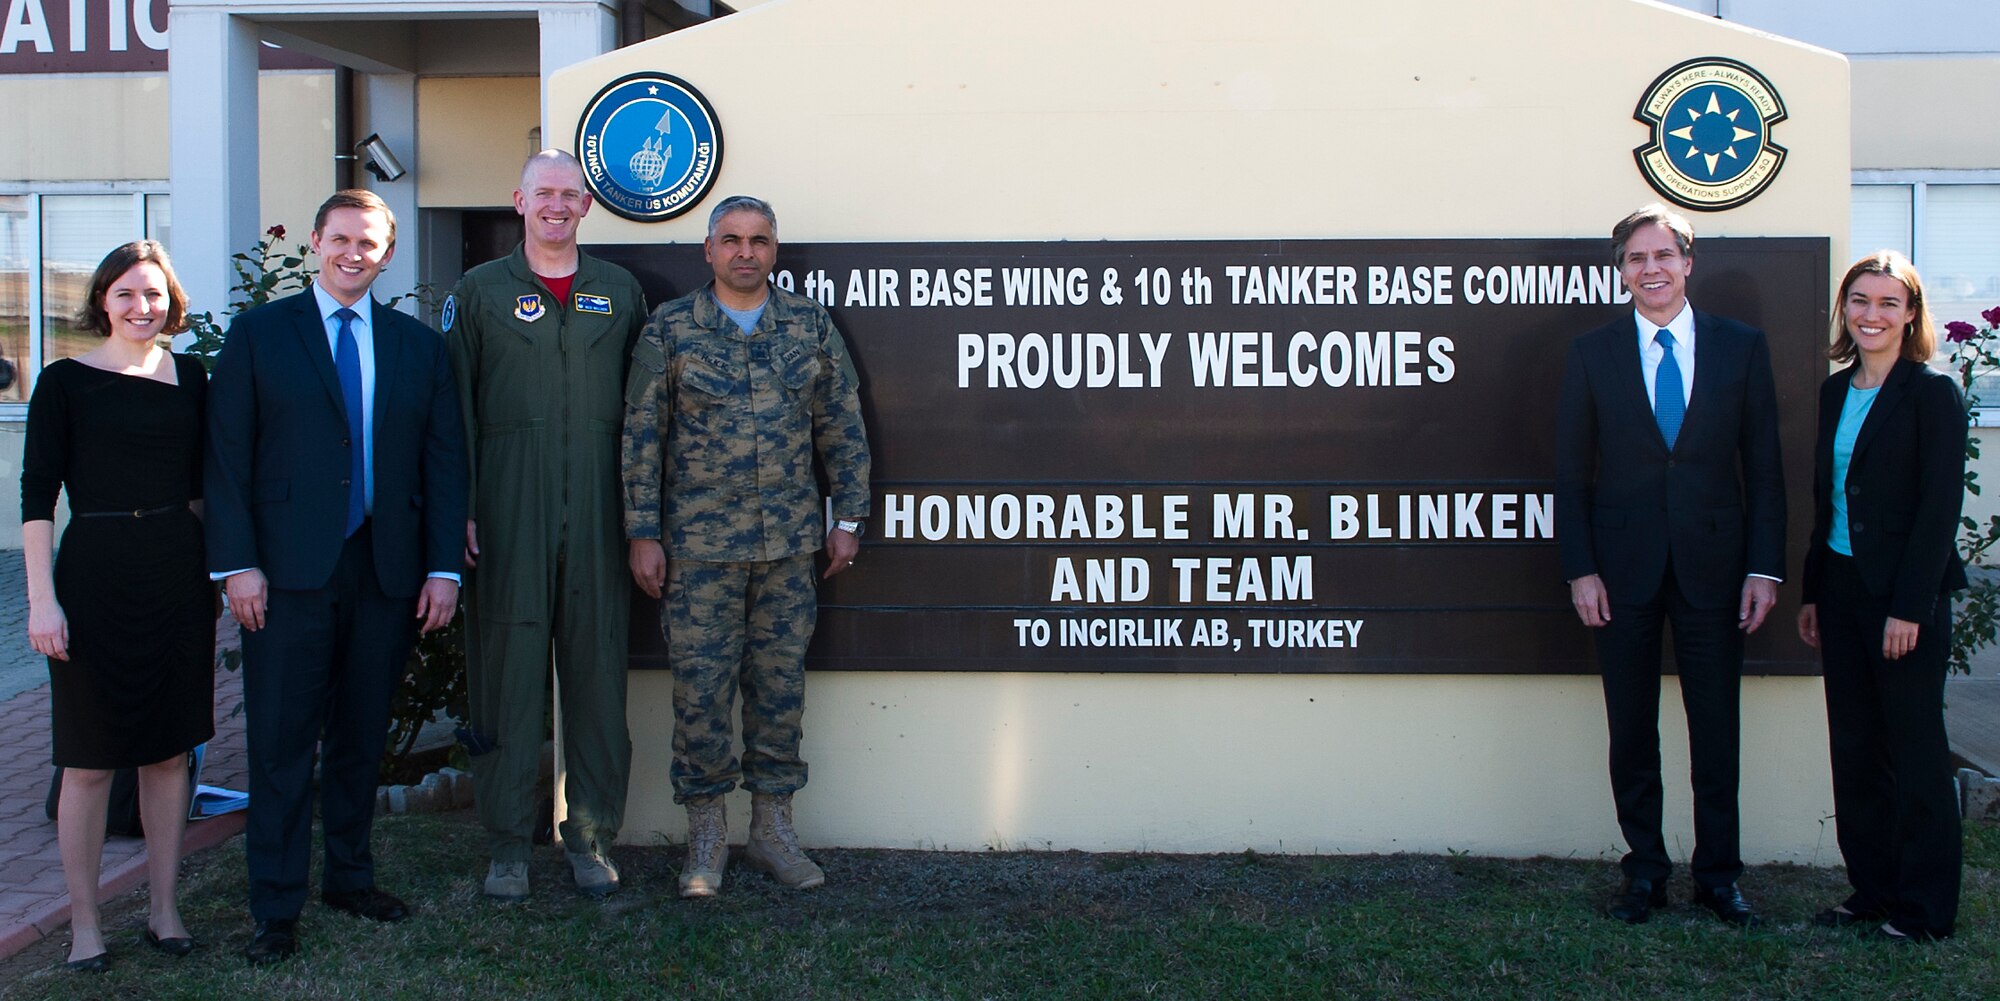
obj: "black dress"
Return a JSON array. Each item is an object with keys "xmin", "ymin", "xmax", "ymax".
[{"xmin": 21, "ymin": 355, "xmax": 215, "ymax": 769}]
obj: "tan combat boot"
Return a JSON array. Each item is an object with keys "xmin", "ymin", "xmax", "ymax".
[
  {"xmin": 679, "ymin": 798, "xmax": 728, "ymax": 898},
  {"xmin": 745, "ymin": 793, "xmax": 826, "ymax": 889}
]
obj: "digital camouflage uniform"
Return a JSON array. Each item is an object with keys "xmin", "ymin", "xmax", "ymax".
[
  {"xmin": 446, "ymin": 245, "xmax": 645, "ymax": 861},
  {"xmin": 622, "ymin": 281, "xmax": 870, "ymax": 803}
]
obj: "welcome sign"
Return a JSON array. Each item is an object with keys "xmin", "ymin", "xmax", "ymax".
[{"xmin": 602, "ymin": 235, "xmax": 1826, "ymax": 676}]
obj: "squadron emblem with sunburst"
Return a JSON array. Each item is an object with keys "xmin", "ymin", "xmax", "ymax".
[{"xmin": 1633, "ymin": 57, "xmax": 1787, "ymax": 212}]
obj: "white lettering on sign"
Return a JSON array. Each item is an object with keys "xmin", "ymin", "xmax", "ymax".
[
  {"xmin": 1325, "ymin": 493, "xmax": 1555, "ymax": 540},
  {"xmin": 3, "ymin": 0, "xmax": 168, "ymax": 56},
  {"xmin": 909, "ymin": 267, "xmax": 994, "ymax": 308},
  {"xmin": 1049, "ymin": 557, "xmax": 1152, "ymax": 603},
  {"xmin": 882, "ymin": 492, "xmax": 1192, "ymax": 542},
  {"xmin": 3, "ymin": 0, "xmax": 53, "ymax": 53},
  {"xmin": 957, "ymin": 331, "xmax": 1171, "ymax": 389},
  {"xmin": 1247, "ymin": 618, "xmax": 1364, "ymax": 648},
  {"xmin": 133, "ymin": 0, "xmax": 164, "ymax": 49},
  {"xmin": 1186, "ymin": 330, "xmax": 1454, "ymax": 388},
  {"xmin": 1001, "ymin": 266, "xmax": 1092, "ymax": 306},
  {"xmin": 1460, "ymin": 264, "xmax": 1626, "ymax": 305},
  {"xmin": 1168, "ymin": 556, "xmax": 1313, "ymax": 603}
]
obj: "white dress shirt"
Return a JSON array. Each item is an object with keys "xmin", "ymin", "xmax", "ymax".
[{"xmin": 1636, "ymin": 300, "xmax": 1695, "ymax": 412}]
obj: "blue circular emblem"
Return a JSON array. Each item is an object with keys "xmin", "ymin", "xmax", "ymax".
[
  {"xmin": 576, "ymin": 72, "xmax": 724, "ymax": 223},
  {"xmin": 1633, "ymin": 57, "xmax": 1787, "ymax": 212}
]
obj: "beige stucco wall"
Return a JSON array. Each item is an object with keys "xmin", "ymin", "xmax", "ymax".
[
  {"xmin": 0, "ymin": 74, "xmax": 171, "ymax": 180},
  {"xmin": 417, "ymin": 76, "xmax": 541, "ymax": 208},
  {"xmin": 0, "ymin": 71, "xmax": 330, "ymax": 231},
  {"xmin": 549, "ymin": 0, "xmax": 1853, "ymax": 861},
  {"xmin": 1851, "ymin": 58, "xmax": 2000, "ymax": 171},
  {"xmin": 256, "ymin": 72, "xmax": 337, "ymax": 237}
]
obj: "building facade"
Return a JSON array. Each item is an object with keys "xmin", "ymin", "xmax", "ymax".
[{"xmin": 0, "ymin": 0, "xmax": 1991, "ymax": 859}]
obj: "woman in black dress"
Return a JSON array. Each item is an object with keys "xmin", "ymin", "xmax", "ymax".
[
  {"xmin": 1796, "ymin": 251, "xmax": 1966, "ymax": 941},
  {"xmin": 22, "ymin": 241, "xmax": 214, "ymax": 969}
]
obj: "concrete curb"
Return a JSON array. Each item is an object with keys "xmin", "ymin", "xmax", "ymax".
[
  {"xmin": 0, "ymin": 812, "xmax": 246, "ymax": 963},
  {"xmin": 1962, "ymin": 768, "xmax": 2000, "ymax": 822}
]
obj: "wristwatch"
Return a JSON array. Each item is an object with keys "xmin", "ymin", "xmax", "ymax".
[{"xmin": 834, "ymin": 519, "xmax": 865, "ymax": 538}]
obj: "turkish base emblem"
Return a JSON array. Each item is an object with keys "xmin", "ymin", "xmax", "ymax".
[
  {"xmin": 576, "ymin": 71, "xmax": 724, "ymax": 223},
  {"xmin": 1633, "ymin": 57, "xmax": 1787, "ymax": 212}
]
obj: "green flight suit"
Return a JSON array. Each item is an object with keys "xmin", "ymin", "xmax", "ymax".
[{"xmin": 446, "ymin": 245, "xmax": 644, "ymax": 862}]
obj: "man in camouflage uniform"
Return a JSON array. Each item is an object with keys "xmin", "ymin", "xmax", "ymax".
[
  {"xmin": 446, "ymin": 150, "xmax": 645, "ymax": 901},
  {"xmin": 622, "ymin": 195, "xmax": 870, "ymax": 898}
]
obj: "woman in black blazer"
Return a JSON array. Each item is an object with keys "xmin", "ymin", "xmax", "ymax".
[{"xmin": 1796, "ymin": 251, "xmax": 1968, "ymax": 942}]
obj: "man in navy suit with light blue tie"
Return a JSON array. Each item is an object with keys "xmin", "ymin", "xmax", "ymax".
[
  {"xmin": 205, "ymin": 189, "xmax": 468, "ymax": 964},
  {"xmin": 1555, "ymin": 205, "xmax": 1785, "ymax": 928}
]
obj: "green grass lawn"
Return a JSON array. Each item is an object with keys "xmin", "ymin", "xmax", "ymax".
[{"xmin": 5, "ymin": 812, "xmax": 1994, "ymax": 1000}]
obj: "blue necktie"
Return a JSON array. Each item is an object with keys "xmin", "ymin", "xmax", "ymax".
[
  {"xmin": 333, "ymin": 307, "xmax": 366, "ymax": 537},
  {"xmin": 1654, "ymin": 328, "xmax": 1685, "ymax": 450}
]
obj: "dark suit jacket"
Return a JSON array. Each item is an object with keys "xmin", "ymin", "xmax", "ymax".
[
  {"xmin": 1555, "ymin": 308, "xmax": 1786, "ymax": 608},
  {"xmin": 204, "ymin": 288, "xmax": 467, "ymax": 596},
  {"xmin": 1800, "ymin": 358, "xmax": 1967, "ymax": 622}
]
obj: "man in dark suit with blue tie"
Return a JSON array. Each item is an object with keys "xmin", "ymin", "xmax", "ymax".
[
  {"xmin": 1555, "ymin": 205, "xmax": 1785, "ymax": 928},
  {"xmin": 205, "ymin": 189, "xmax": 468, "ymax": 964}
]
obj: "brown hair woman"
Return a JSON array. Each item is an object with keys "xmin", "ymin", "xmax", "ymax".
[{"xmin": 21, "ymin": 240, "xmax": 214, "ymax": 970}]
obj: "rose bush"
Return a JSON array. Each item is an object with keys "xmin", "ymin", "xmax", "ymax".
[{"xmin": 1944, "ymin": 305, "xmax": 2000, "ymax": 674}]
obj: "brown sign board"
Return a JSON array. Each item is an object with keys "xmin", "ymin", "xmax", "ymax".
[
  {"xmin": 0, "ymin": 0, "xmax": 325, "ymax": 73},
  {"xmin": 597, "ymin": 237, "xmax": 1828, "ymax": 675}
]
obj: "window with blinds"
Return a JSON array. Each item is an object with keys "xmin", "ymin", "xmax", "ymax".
[
  {"xmin": 1852, "ymin": 180, "xmax": 2000, "ymax": 410},
  {"xmin": 0, "ymin": 190, "xmax": 166, "ymax": 409}
]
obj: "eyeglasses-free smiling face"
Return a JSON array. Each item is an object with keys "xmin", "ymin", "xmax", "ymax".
[
  {"xmin": 101, "ymin": 262, "xmax": 171, "ymax": 343},
  {"xmin": 516, "ymin": 160, "xmax": 593, "ymax": 251},
  {"xmin": 1618, "ymin": 222, "xmax": 1693, "ymax": 327},
  {"xmin": 311, "ymin": 206, "xmax": 397, "ymax": 306},
  {"xmin": 1844, "ymin": 272, "xmax": 1917, "ymax": 363}
]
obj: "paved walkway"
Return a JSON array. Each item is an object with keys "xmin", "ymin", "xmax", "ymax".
[{"xmin": 0, "ymin": 550, "xmax": 247, "ymax": 961}]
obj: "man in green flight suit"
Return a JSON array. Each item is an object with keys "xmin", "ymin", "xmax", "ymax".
[
  {"xmin": 623, "ymin": 195, "xmax": 871, "ymax": 898},
  {"xmin": 445, "ymin": 150, "xmax": 645, "ymax": 901}
]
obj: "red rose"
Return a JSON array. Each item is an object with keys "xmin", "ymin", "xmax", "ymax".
[
  {"xmin": 1946, "ymin": 320, "xmax": 1978, "ymax": 343},
  {"xmin": 1983, "ymin": 305, "xmax": 2000, "ymax": 328},
  {"xmin": 267, "ymin": 224, "xmax": 286, "ymax": 240}
]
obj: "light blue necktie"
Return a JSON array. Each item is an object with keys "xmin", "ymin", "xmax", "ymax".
[
  {"xmin": 1654, "ymin": 328, "xmax": 1685, "ymax": 450},
  {"xmin": 333, "ymin": 307, "xmax": 366, "ymax": 537}
]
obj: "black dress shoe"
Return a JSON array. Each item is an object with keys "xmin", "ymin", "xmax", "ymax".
[
  {"xmin": 243, "ymin": 919, "xmax": 297, "ymax": 965},
  {"xmin": 63, "ymin": 952, "xmax": 110, "ymax": 973},
  {"xmin": 143, "ymin": 927, "xmax": 199, "ymax": 956},
  {"xmin": 322, "ymin": 886, "xmax": 410, "ymax": 923},
  {"xmin": 1812, "ymin": 905, "xmax": 1882, "ymax": 929},
  {"xmin": 1692, "ymin": 883, "xmax": 1760, "ymax": 927},
  {"xmin": 1607, "ymin": 877, "xmax": 1670, "ymax": 924}
]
